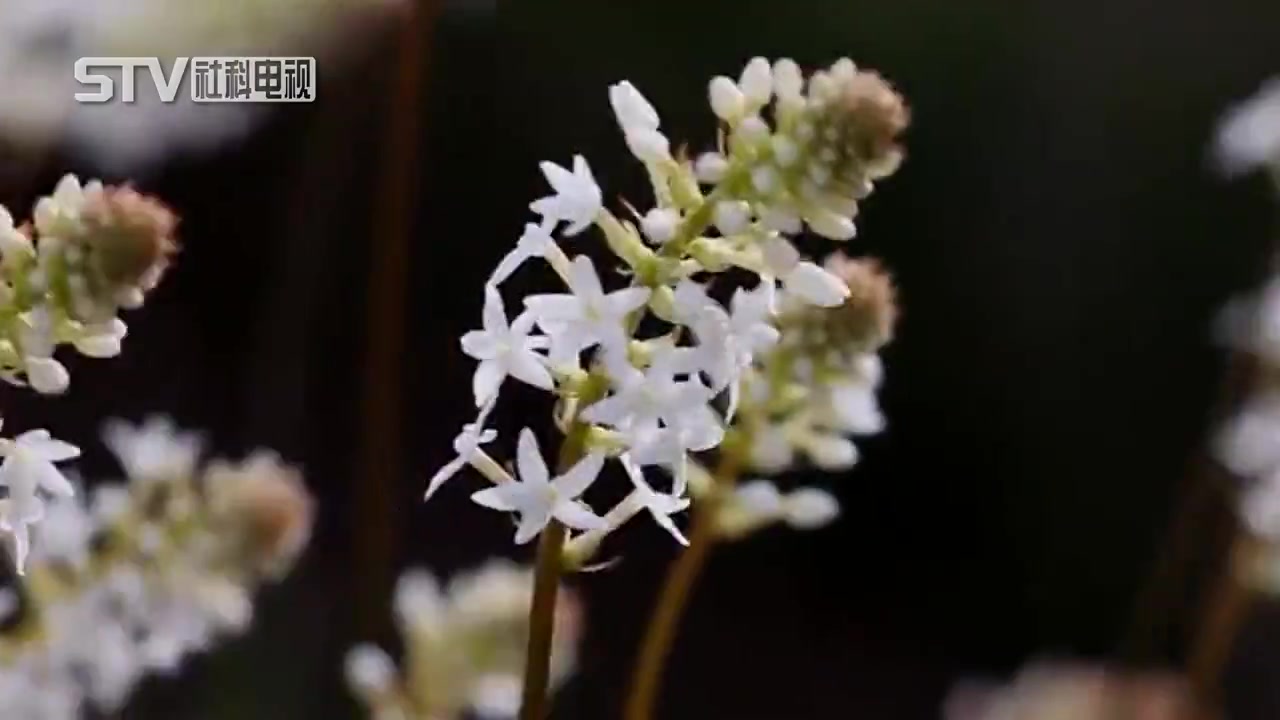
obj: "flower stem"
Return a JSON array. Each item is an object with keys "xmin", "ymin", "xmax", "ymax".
[
  {"xmin": 623, "ymin": 436, "xmax": 745, "ymax": 720},
  {"xmin": 1187, "ymin": 534, "xmax": 1259, "ymax": 709},
  {"xmin": 519, "ymin": 380, "xmax": 605, "ymax": 720},
  {"xmin": 520, "ymin": 518, "xmax": 568, "ymax": 720}
]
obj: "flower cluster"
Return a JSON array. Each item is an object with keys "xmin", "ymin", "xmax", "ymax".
[
  {"xmin": 0, "ymin": 416, "xmax": 314, "ymax": 720},
  {"xmin": 945, "ymin": 661, "xmax": 1203, "ymax": 720},
  {"xmin": 346, "ymin": 561, "xmax": 581, "ymax": 720},
  {"xmin": 426, "ymin": 57, "xmax": 907, "ymax": 555},
  {"xmin": 0, "ymin": 174, "xmax": 176, "ymax": 395},
  {"xmin": 1214, "ymin": 85, "xmax": 1280, "ymax": 592}
]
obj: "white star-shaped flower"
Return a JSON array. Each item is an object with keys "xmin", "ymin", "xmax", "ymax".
[
  {"xmin": 620, "ymin": 454, "xmax": 689, "ymax": 545},
  {"xmin": 0, "ymin": 426, "xmax": 80, "ymax": 574},
  {"xmin": 583, "ymin": 344, "xmax": 709, "ymax": 437},
  {"xmin": 461, "ymin": 286, "xmax": 553, "ymax": 407},
  {"xmin": 470, "ymin": 429, "xmax": 606, "ymax": 544},
  {"xmin": 425, "ymin": 400, "xmax": 499, "ymax": 500},
  {"xmin": 489, "ymin": 222, "xmax": 557, "ymax": 288},
  {"xmin": 529, "ymin": 155, "xmax": 603, "ymax": 236},
  {"xmin": 524, "ymin": 255, "xmax": 650, "ymax": 361}
]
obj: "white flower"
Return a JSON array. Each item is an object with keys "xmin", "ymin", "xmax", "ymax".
[
  {"xmin": 461, "ymin": 286, "xmax": 553, "ymax": 407},
  {"xmin": 610, "ymin": 81, "xmax": 660, "ymax": 130},
  {"xmin": 0, "ymin": 205, "xmax": 32, "ymax": 257},
  {"xmin": 784, "ymin": 261, "xmax": 850, "ymax": 307},
  {"xmin": 33, "ymin": 173, "xmax": 100, "ymax": 239},
  {"xmin": 826, "ymin": 380, "xmax": 885, "ymax": 435},
  {"xmin": 529, "ymin": 155, "xmax": 603, "ymax": 236},
  {"xmin": 783, "ymin": 488, "xmax": 840, "ymax": 529},
  {"xmin": 798, "ymin": 431, "xmax": 859, "ymax": 470},
  {"xmin": 772, "ymin": 59, "xmax": 804, "ymax": 101},
  {"xmin": 640, "ymin": 207, "xmax": 680, "ymax": 245},
  {"xmin": 749, "ymin": 422, "xmax": 795, "ymax": 473},
  {"xmin": 1243, "ymin": 476, "xmax": 1280, "ymax": 541},
  {"xmin": 708, "ymin": 76, "xmax": 745, "ymax": 122},
  {"xmin": 733, "ymin": 479, "xmax": 785, "ymax": 518},
  {"xmin": 0, "ymin": 426, "xmax": 79, "ymax": 573},
  {"xmin": 1216, "ymin": 76, "xmax": 1280, "ymax": 175},
  {"xmin": 73, "ymin": 318, "xmax": 128, "ymax": 358},
  {"xmin": 805, "ymin": 207, "xmax": 858, "ymax": 241},
  {"xmin": 609, "ymin": 81, "xmax": 670, "ymax": 164},
  {"xmin": 694, "ymin": 152, "xmax": 729, "ymax": 183},
  {"xmin": 425, "ymin": 401, "xmax": 499, "ymax": 499},
  {"xmin": 393, "ymin": 569, "xmax": 446, "ymax": 634},
  {"xmin": 760, "ymin": 236, "xmax": 851, "ymax": 306},
  {"xmin": 20, "ymin": 306, "xmax": 69, "ymax": 395},
  {"xmin": 713, "ymin": 200, "xmax": 751, "ymax": 235},
  {"xmin": 102, "ymin": 415, "xmax": 203, "ymax": 481},
  {"xmin": 673, "ymin": 280, "xmax": 777, "ymax": 417},
  {"xmin": 524, "ymin": 255, "xmax": 650, "ymax": 360},
  {"xmin": 470, "ymin": 429, "xmax": 606, "ymax": 544},
  {"xmin": 31, "ymin": 492, "xmax": 94, "ymax": 569},
  {"xmin": 489, "ymin": 222, "xmax": 557, "ymax": 287},
  {"xmin": 620, "ymin": 455, "xmax": 689, "ymax": 545},
  {"xmin": 738, "ymin": 57, "xmax": 773, "ymax": 107},
  {"xmin": 583, "ymin": 345, "xmax": 711, "ymax": 439}
]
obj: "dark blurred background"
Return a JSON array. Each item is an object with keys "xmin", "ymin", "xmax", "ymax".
[{"xmin": 2, "ymin": 0, "xmax": 1280, "ymax": 717}]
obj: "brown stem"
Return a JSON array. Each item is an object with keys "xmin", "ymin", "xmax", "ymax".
[
  {"xmin": 518, "ymin": 387, "xmax": 604, "ymax": 720},
  {"xmin": 520, "ymin": 519, "xmax": 568, "ymax": 720},
  {"xmin": 1187, "ymin": 535, "xmax": 1258, "ymax": 709},
  {"xmin": 1117, "ymin": 351, "xmax": 1254, "ymax": 662},
  {"xmin": 623, "ymin": 443, "xmax": 744, "ymax": 720}
]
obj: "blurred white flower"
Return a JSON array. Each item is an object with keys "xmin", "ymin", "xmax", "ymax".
[
  {"xmin": 1216, "ymin": 76, "xmax": 1280, "ymax": 175},
  {"xmin": 102, "ymin": 415, "xmax": 203, "ymax": 481}
]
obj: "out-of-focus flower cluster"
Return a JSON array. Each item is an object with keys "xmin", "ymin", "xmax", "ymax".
[
  {"xmin": 346, "ymin": 561, "xmax": 580, "ymax": 720},
  {"xmin": 945, "ymin": 661, "xmax": 1209, "ymax": 720},
  {"xmin": 1214, "ymin": 81, "xmax": 1280, "ymax": 592},
  {"xmin": 0, "ymin": 174, "xmax": 174, "ymax": 397},
  {"xmin": 0, "ymin": 0, "xmax": 407, "ymax": 173},
  {"xmin": 0, "ymin": 416, "xmax": 314, "ymax": 720},
  {"xmin": 426, "ymin": 57, "xmax": 906, "ymax": 560}
]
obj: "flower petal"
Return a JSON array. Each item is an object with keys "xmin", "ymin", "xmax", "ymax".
[
  {"xmin": 472, "ymin": 360, "xmax": 504, "ymax": 407},
  {"xmin": 514, "ymin": 506, "xmax": 554, "ymax": 544},
  {"xmin": 553, "ymin": 452, "xmax": 604, "ymax": 499},
  {"xmin": 552, "ymin": 500, "xmax": 605, "ymax": 532},
  {"xmin": 507, "ymin": 350, "xmax": 554, "ymax": 391},
  {"xmin": 515, "ymin": 429, "xmax": 550, "ymax": 487},
  {"xmin": 471, "ymin": 484, "xmax": 521, "ymax": 513},
  {"xmin": 424, "ymin": 456, "xmax": 466, "ymax": 499}
]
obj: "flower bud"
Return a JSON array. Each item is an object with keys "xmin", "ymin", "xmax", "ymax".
[
  {"xmin": 77, "ymin": 186, "xmax": 179, "ymax": 299},
  {"xmin": 204, "ymin": 452, "xmax": 314, "ymax": 578},
  {"xmin": 784, "ymin": 488, "xmax": 840, "ymax": 529},
  {"xmin": 784, "ymin": 261, "xmax": 850, "ymax": 307},
  {"xmin": 823, "ymin": 253, "xmax": 898, "ymax": 350},
  {"xmin": 26, "ymin": 357, "xmax": 69, "ymax": 395},
  {"xmin": 709, "ymin": 76, "xmax": 745, "ymax": 121},
  {"xmin": 640, "ymin": 208, "xmax": 680, "ymax": 245},
  {"xmin": 713, "ymin": 200, "xmax": 751, "ymax": 235},
  {"xmin": 694, "ymin": 152, "xmax": 729, "ymax": 183},
  {"xmin": 738, "ymin": 57, "xmax": 773, "ymax": 106}
]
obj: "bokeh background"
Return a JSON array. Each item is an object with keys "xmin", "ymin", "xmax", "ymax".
[{"xmin": 2, "ymin": 0, "xmax": 1280, "ymax": 717}]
